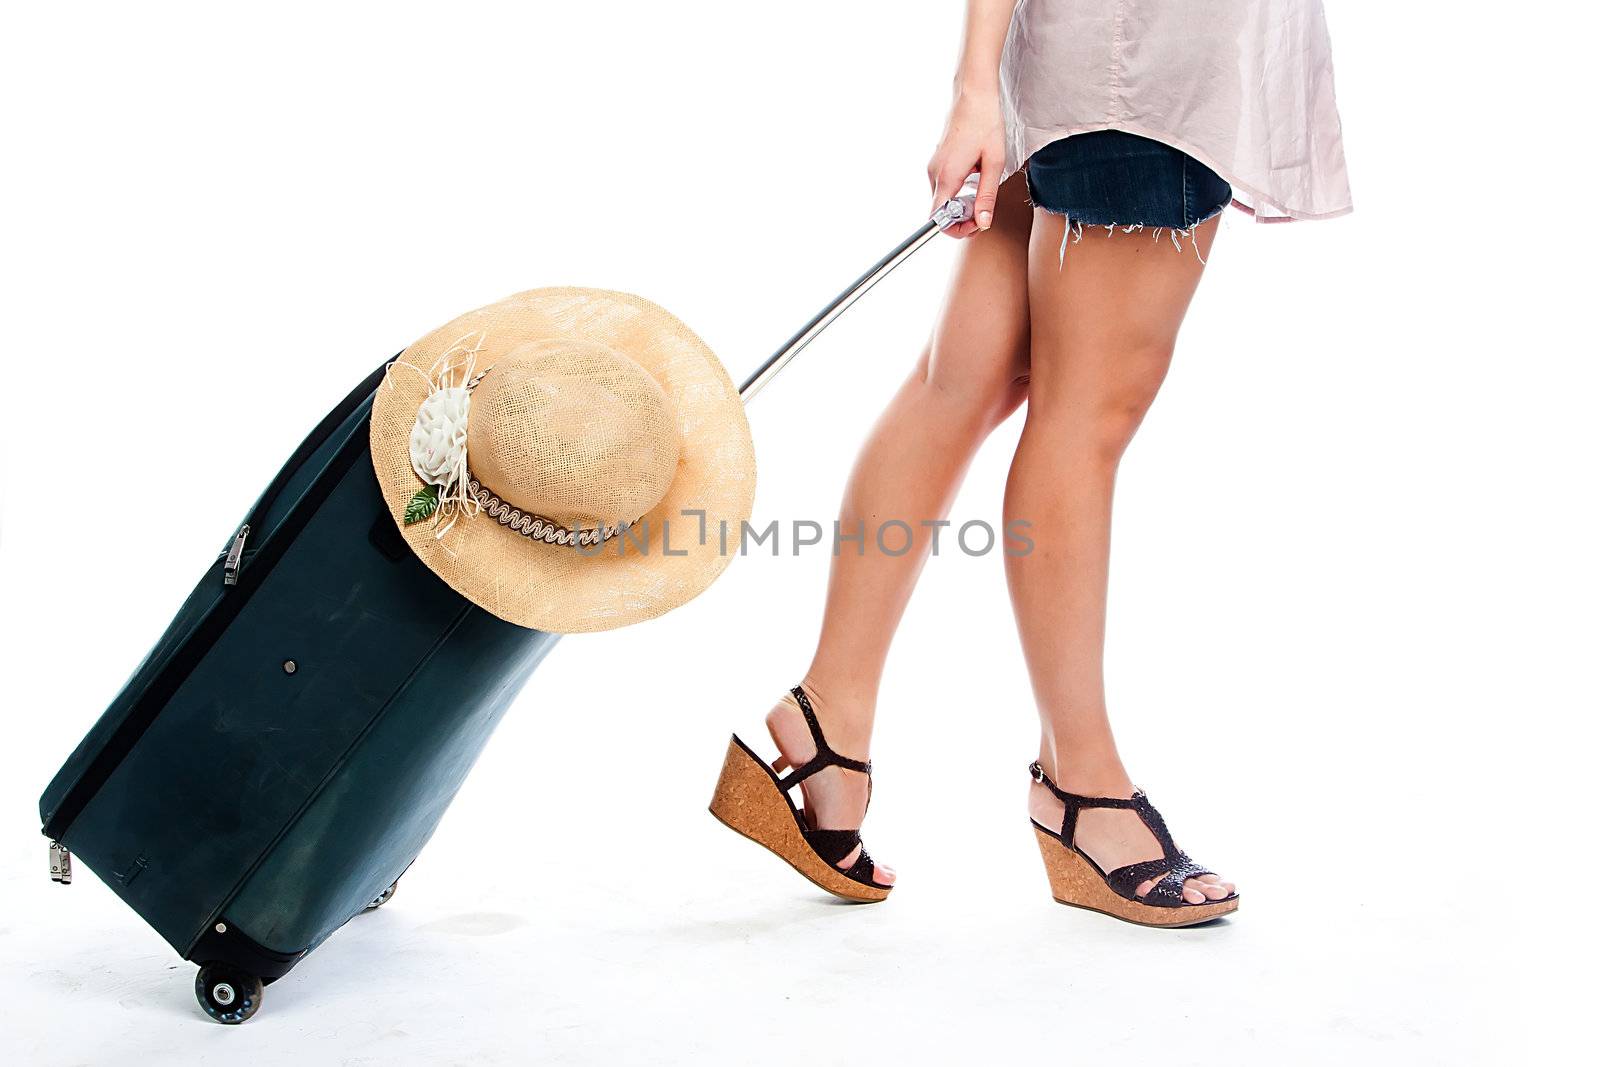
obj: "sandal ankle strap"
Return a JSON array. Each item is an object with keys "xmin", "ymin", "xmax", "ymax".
[
  {"xmin": 777, "ymin": 685, "xmax": 871, "ymax": 792},
  {"xmin": 1029, "ymin": 761, "xmax": 1139, "ymax": 808},
  {"xmin": 1029, "ymin": 760, "xmax": 1151, "ymax": 849}
]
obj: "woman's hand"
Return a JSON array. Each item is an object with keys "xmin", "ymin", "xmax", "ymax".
[{"xmin": 928, "ymin": 87, "xmax": 1005, "ymax": 238}]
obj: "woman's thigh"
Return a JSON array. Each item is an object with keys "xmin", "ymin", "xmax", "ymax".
[
  {"xmin": 916, "ymin": 174, "xmax": 1033, "ymax": 422},
  {"xmin": 1024, "ymin": 212, "xmax": 1216, "ymax": 421}
]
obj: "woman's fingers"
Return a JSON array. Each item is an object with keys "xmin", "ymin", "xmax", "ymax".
[
  {"xmin": 933, "ymin": 161, "xmax": 982, "ymax": 238},
  {"xmin": 973, "ymin": 148, "xmax": 1002, "ymax": 231},
  {"xmin": 928, "ymin": 142, "xmax": 1003, "ymax": 239},
  {"xmin": 928, "ymin": 159, "xmax": 968, "ymax": 215}
]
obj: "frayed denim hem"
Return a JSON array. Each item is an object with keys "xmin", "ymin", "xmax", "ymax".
[{"xmin": 1039, "ymin": 202, "xmax": 1226, "ymax": 267}]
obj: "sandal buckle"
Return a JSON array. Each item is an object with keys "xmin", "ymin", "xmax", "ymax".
[{"xmin": 1029, "ymin": 761, "xmax": 1046, "ymax": 784}]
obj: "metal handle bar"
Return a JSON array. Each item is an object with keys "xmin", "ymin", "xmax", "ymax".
[{"xmin": 738, "ymin": 177, "xmax": 979, "ymax": 404}]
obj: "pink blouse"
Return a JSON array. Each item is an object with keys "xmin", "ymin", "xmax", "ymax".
[{"xmin": 1000, "ymin": 0, "xmax": 1352, "ymax": 221}]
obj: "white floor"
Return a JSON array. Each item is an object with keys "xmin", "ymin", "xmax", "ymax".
[
  {"xmin": 0, "ymin": 503, "xmax": 1547, "ymax": 1064},
  {"xmin": 2, "ymin": 799, "xmax": 1512, "ymax": 1065}
]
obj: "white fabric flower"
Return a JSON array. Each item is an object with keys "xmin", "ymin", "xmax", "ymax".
[{"xmin": 409, "ymin": 386, "xmax": 471, "ymax": 485}]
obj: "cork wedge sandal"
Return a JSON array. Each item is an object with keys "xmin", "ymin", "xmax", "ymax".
[
  {"xmin": 709, "ymin": 686, "xmax": 892, "ymax": 903},
  {"xmin": 1029, "ymin": 761, "xmax": 1238, "ymax": 927}
]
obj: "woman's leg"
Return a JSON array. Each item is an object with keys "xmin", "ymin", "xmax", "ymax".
[
  {"xmin": 765, "ymin": 176, "xmax": 1034, "ymax": 883},
  {"xmin": 1009, "ymin": 216, "xmax": 1234, "ymax": 903}
]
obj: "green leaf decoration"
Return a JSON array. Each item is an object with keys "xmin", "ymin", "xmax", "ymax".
[{"xmin": 404, "ymin": 484, "xmax": 439, "ymax": 525}]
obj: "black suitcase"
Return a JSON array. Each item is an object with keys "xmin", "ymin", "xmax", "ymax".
[{"xmin": 40, "ymin": 190, "xmax": 976, "ymax": 1023}]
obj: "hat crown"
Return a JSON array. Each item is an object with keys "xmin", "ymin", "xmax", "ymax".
[{"xmin": 466, "ymin": 339, "xmax": 681, "ymax": 529}]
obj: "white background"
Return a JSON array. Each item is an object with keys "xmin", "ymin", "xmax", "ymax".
[{"xmin": 1, "ymin": 2, "xmax": 1592, "ymax": 1063}]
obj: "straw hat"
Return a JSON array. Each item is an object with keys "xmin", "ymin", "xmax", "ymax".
[{"xmin": 371, "ymin": 287, "xmax": 755, "ymax": 633}]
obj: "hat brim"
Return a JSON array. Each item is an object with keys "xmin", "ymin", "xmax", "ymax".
[{"xmin": 371, "ymin": 287, "xmax": 755, "ymax": 633}]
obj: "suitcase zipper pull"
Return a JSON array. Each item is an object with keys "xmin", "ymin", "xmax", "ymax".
[
  {"xmin": 49, "ymin": 841, "xmax": 72, "ymax": 884},
  {"xmin": 223, "ymin": 524, "xmax": 251, "ymax": 587}
]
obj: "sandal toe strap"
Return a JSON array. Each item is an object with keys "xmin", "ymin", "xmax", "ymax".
[
  {"xmin": 1106, "ymin": 853, "xmax": 1217, "ymax": 907},
  {"xmin": 1166, "ymin": 855, "xmax": 1215, "ymax": 883},
  {"xmin": 1105, "ymin": 858, "xmax": 1173, "ymax": 902},
  {"xmin": 803, "ymin": 828, "xmax": 863, "ymax": 868},
  {"xmin": 1142, "ymin": 874, "xmax": 1190, "ymax": 907},
  {"xmin": 803, "ymin": 828, "xmax": 886, "ymax": 888},
  {"xmin": 840, "ymin": 846, "xmax": 886, "ymax": 887}
]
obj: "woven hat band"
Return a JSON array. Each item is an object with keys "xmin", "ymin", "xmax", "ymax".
[{"xmin": 466, "ymin": 474, "xmax": 629, "ymax": 547}]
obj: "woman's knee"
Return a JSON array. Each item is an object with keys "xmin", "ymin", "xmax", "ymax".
[
  {"xmin": 1032, "ymin": 340, "xmax": 1174, "ymax": 460},
  {"xmin": 914, "ymin": 343, "xmax": 1030, "ymax": 431},
  {"xmin": 1092, "ymin": 387, "xmax": 1160, "ymax": 461}
]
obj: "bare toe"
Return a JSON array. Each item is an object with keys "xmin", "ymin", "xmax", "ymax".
[
  {"xmin": 836, "ymin": 845, "xmax": 895, "ymax": 887},
  {"xmin": 1189, "ymin": 879, "xmax": 1229, "ymax": 900},
  {"xmin": 1182, "ymin": 885, "xmax": 1208, "ymax": 905}
]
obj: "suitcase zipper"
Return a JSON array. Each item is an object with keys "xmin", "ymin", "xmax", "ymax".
[
  {"xmin": 42, "ymin": 359, "xmax": 394, "ymax": 843},
  {"xmin": 48, "ymin": 841, "xmax": 72, "ymax": 884},
  {"xmin": 219, "ymin": 359, "xmax": 392, "ymax": 591},
  {"xmin": 222, "ymin": 524, "xmax": 250, "ymax": 586}
]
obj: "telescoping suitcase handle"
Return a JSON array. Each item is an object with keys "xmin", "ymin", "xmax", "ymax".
[{"xmin": 738, "ymin": 175, "xmax": 980, "ymax": 403}]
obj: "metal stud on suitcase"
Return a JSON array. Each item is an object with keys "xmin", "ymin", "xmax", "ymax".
[{"xmin": 39, "ymin": 187, "xmax": 976, "ymax": 1023}]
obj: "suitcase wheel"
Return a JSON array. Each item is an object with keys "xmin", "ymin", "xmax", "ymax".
[
  {"xmin": 363, "ymin": 879, "xmax": 399, "ymax": 912},
  {"xmin": 195, "ymin": 962, "xmax": 263, "ymax": 1024}
]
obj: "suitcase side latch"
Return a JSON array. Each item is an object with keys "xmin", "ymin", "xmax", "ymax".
[
  {"xmin": 48, "ymin": 841, "xmax": 72, "ymax": 885},
  {"xmin": 223, "ymin": 524, "xmax": 251, "ymax": 586}
]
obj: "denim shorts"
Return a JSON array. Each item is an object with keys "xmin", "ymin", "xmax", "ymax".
[{"xmin": 1026, "ymin": 130, "xmax": 1232, "ymax": 232}]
